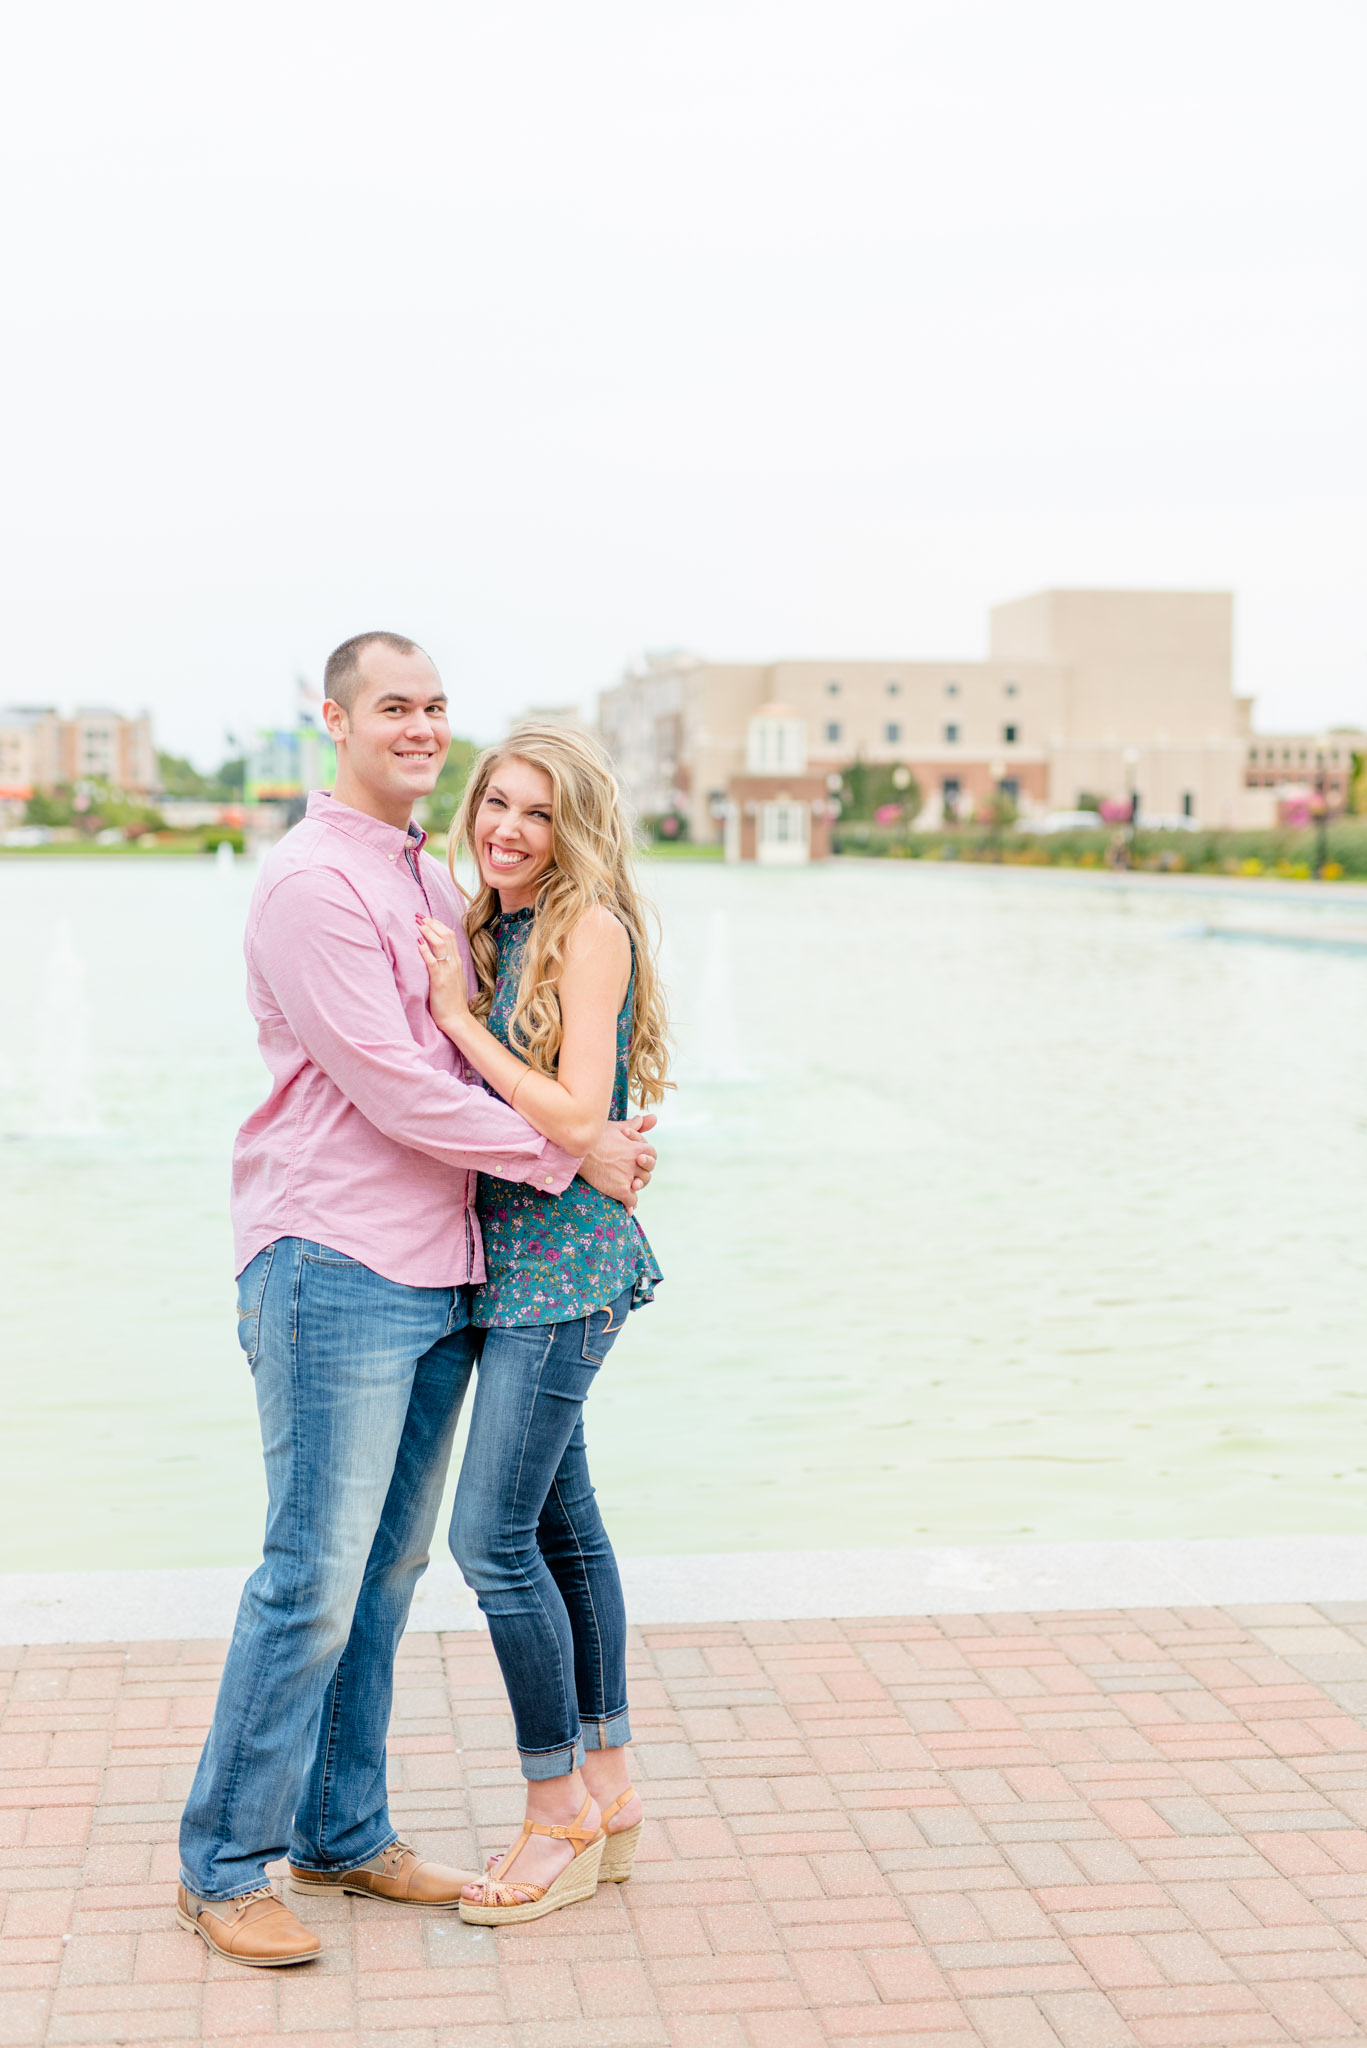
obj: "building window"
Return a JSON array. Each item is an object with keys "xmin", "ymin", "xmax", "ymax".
[
  {"xmin": 944, "ymin": 723, "xmax": 959, "ymax": 744},
  {"xmin": 825, "ymin": 721, "xmax": 841, "ymax": 743},
  {"xmin": 1004, "ymin": 682, "xmax": 1018, "ymax": 697},
  {"xmin": 885, "ymin": 722, "xmax": 901, "ymax": 743},
  {"xmin": 826, "ymin": 679, "xmax": 841, "ymax": 695},
  {"xmin": 1002, "ymin": 724, "xmax": 1018, "ymax": 744},
  {"xmin": 1182, "ymin": 791, "xmax": 1194, "ymax": 817},
  {"xmin": 886, "ymin": 680, "xmax": 900, "ymax": 695},
  {"xmin": 945, "ymin": 681, "xmax": 959, "ymax": 696},
  {"xmin": 942, "ymin": 777, "xmax": 960, "ymax": 799}
]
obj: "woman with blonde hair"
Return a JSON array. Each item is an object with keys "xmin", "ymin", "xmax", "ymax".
[{"xmin": 416, "ymin": 722, "xmax": 669, "ymax": 1927}]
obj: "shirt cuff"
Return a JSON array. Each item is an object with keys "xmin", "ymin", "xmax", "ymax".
[{"xmin": 491, "ymin": 1137, "xmax": 580, "ymax": 1194}]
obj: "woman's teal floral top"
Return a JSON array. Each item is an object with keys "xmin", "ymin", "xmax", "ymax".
[{"xmin": 472, "ymin": 906, "xmax": 662, "ymax": 1329}]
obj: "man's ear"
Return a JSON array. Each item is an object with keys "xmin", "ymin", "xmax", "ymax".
[{"xmin": 322, "ymin": 698, "xmax": 349, "ymax": 744}]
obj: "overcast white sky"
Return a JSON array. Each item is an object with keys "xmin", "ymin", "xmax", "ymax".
[{"xmin": 2, "ymin": 0, "xmax": 1364, "ymax": 765}]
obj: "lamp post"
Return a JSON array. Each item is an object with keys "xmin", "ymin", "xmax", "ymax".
[{"xmin": 1313, "ymin": 772, "xmax": 1331, "ymax": 877}]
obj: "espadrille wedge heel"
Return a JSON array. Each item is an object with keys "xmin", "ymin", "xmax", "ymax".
[
  {"xmin": 457, "ymin": 1795, "xmax": 605, "ymax": 1927},
  {"xmin": 598, "ymin": 1786, "xmax": 643, "ymax": 1883}
]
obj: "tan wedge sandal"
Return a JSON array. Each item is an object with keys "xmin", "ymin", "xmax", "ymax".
[
  {"xmin": 598, "ymin": 1785, "xmax": 643, "ymax": 1884},
  {"xmin": 457, "ymin": 1795, "xmax": 605, "ymax": 1926}
]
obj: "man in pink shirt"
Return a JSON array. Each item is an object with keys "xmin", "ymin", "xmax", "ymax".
[{"xmin": 177, "ymin": 633, "xmax": 657, "ymax": 1968}]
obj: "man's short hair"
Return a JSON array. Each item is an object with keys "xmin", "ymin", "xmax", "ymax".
[{"xmin": 323, "ymin": 631, "xmax": 427, "ymax": 714}]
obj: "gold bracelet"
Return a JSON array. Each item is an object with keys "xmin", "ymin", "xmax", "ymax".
[{"xmin": 509, "ymin": 1066, "xmax": 533, "ymax": 1109}]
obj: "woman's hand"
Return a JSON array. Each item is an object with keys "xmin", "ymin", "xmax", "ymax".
[{"xmin": 416, "ymin": 917, "xmax": 472, "ymax": 1034}]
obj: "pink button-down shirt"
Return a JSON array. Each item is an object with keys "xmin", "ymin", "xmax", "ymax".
[{"xmin": 232, "ymin": 791, "xmax": 579, "ymax": 1287}]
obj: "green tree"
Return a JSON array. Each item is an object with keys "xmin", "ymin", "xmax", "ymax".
[
  {"xmin": 837, "ymin": 758, "xmax": 922, "ymax": 824},
  {"xmin": 24, "ymin": 787, "xmax": 76, "ymax": 828},
  {"xmin": 79, "ymin": 781, "xmax": 166, "ymax": 835},
  {"xmin": 157, "ymin": 750, "xmax": 246, "ymax": 800},
  {"xmin": 157, "ymin": 751, "xmax": 211, "ymax": 797},
  {"xmin": 421, "ymin": 737, "xmax": 479, "ymax": 835},
  {"xmin": 27, "ymin": 781, "xmax": 164, "ymax": 835}
]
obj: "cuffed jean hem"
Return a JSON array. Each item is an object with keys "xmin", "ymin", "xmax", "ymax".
[
  {"xmin": 581, "ymin": 1708, "xmax": 633, "ymax": 1752},
  {"xmin": 178, "ymin": 1875, "xmax": 282, "ymax": 1906},
  {"xmin": 286, "ymin": 1826, "xmax": 399, "ymax": 1876},
  {"xmin": 519, "ymin": 1735, "xmax": 586, "ymax": 1782}
]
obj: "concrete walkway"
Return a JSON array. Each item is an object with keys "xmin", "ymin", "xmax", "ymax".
[{"xmin": 7, "ymin": 1602, "xmax": 1367, "ymax": 2046}]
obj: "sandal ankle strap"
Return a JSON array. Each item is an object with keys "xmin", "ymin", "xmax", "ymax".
[
  {"xmin": 600, "ymin": 1785, "xmax": 637, "ymax": 1825},
  {"xmin": 530, "ymin": 1793, "xmax": 602, "ymax": 1849},
  {"xmin": 527, "ymin": 1819, "xmax": 599, "ymax": 1846}
]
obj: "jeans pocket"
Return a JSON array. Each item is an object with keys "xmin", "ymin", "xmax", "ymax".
[
  {"xmin": 235, "ymin": 1243, "xmax": 276, "ymax": 1365},
  {"xmin": 301, "ymin": 1242, "xmax": 362, "ymax": 1267},
  {"xmin": 580, "ymin": 1288, "xmax": 633, "ymax": 1364}
]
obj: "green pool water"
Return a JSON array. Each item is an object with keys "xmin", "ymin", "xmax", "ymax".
[{"xmin": 2, "ymin": 856, "xmax": 1365, "ymax": 1571}]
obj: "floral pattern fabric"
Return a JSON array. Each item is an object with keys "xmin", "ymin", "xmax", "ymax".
[{"xmin": 472, "ymin": 907, "xmax": 662, "ymax": 1329}]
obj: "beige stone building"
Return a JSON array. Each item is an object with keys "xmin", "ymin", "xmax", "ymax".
[
  {"xmin": 0, "ymin": 707, "xmax": 62, "ymax": 796},
  {"xmin": 0, "ymin": 705, "xmax": 156, "ymax": 798},
  {"xmin": 598, "ymin": 590, "xmax": 1307, "ymax": 845},
  {"xmin": 1243, "ymin": 728, "xmax": 1365, "ymax": 810}
]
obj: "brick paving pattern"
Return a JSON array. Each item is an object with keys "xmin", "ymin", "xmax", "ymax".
[{"xmin": 6, "ymin": 1603, "xmax": 1367, "ymax": 2044}]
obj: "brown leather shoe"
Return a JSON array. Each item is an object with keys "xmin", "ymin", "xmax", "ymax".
[
  {"xmin": 288, "ymin": 1838, "xmax": 482, "ymax": 1907},
  {"xmin": 176, "ymin": 1883, "xmax": 321, "ymax": 1967}
]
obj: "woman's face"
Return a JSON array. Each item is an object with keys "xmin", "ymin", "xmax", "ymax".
[{"xmin": 473, "ymin": 755, "xmax": 555, "ymax": 908}]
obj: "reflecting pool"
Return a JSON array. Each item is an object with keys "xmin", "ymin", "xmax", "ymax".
[{"xmin": 2, "ymin": 856, "xmax": 1365, "ymax": 1569}]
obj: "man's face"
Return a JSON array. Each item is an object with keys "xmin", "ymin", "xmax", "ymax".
[{"xmin": 325, "ymin": 647, "xmax": 451, "ymax": 808}]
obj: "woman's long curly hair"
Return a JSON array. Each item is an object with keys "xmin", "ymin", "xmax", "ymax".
[{"xmin": 448, "ymin": 723, "xmax": 672, "ymax": 1108}]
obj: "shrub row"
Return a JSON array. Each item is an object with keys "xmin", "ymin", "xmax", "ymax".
[{"xmin": 831, "ymin": 821, "xmax": 1367, "ymax": 878}]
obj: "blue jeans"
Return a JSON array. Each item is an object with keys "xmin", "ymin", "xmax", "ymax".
[
  {"xmin": 449, "ymin": 1288, "xmax": 633, "ymax": 1780},
  {"xmin": 179, "ymin": 1239, "xmax": 476, "ymax": 1901}
]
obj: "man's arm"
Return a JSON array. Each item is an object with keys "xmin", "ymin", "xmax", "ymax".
[{"xmin": 256, "ymin": 867, "xmax": 582, "ymax": 1190}]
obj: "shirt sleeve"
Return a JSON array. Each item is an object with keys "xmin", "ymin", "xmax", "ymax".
[{"xmin": 254, "ymin": 865, "xmax": 581, "ymax": 1191}]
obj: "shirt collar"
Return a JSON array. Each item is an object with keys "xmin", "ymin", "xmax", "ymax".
[{"xmin": 307, "ymin": 789, "xmax": 427, "ymax": 859}]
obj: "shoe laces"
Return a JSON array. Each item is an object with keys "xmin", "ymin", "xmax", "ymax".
[
  {"xmin": 382, "ymin": 1841, "xmax": 412, "ymax": 1869},
  {"xmin": 232, "ymin": 1886, "xmax": 275, "ymax": 1915}
]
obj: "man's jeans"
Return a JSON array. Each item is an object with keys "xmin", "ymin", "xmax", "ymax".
[
  {"xmin": 179, "ymin": 1239, "xmax": 476, "ymax": 1901},
  {"xmin": 449, "ymin": 1287, "xmax": 633, "ymax": 1780}
]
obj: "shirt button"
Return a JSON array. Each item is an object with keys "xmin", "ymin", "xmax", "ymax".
[
  {"xmin": 388, "ymin": 852, "xmax": 396, "ymax": 861},
  {"xmin": 544, "ymin": 1176, "xmax": 554, "ymax": 1186}
]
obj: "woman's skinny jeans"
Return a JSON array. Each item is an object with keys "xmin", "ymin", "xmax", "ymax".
[{"xmin": 449, "ymin": 1287, "xmax": 633, "ymax": 1780}]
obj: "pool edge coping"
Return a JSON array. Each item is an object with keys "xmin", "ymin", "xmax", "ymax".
[{"xmin": 4, "ymin": 1535, "xmax": 1367, "ymax": 1644}]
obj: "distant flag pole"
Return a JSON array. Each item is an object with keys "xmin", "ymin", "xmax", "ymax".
[{"xmin": 297, "ymin": 675, "xmax": 323, "ymax": 728}]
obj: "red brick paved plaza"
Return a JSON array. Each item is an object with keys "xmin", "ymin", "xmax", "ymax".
[{"xmin": 6, "ymin": 1604, "xmax": 1367, "ymax": 2046}]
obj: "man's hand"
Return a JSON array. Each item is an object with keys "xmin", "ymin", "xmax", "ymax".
[{"xmin": 579, "ymin": 1114, "xmax": 658, "ymax": 1212}]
